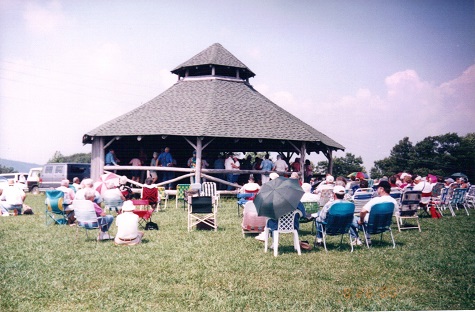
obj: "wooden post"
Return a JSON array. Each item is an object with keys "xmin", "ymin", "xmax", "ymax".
[
  {"xmin": 91, "ymin": 137, "xmax": 104, "ymax": 181},
  {"xmin": 195, "ymin": 137, "xmax": 203, "ymax": 184},
  {"xmin": 328, "ymin": 150, "xmax": 333, "ymax": 175},
  {"xmin": 300, "ymin": 142, "xmax": 306, "ymax": 183}
]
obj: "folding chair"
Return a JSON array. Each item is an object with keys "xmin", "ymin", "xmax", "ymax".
[
  {"xmin": 241, "ymin": 201, "xmax": 267, "ymax": 236},
  {"xmin": 449, "ymin": 188, "xmax": 469, "ymax": 216},
  {"xmin": 315, "ymin": 202, "xmax": 355, "ymax": 252},
  {"xmin": 187, "ymin": 196, "xmax": 217, "ymax": 232},
  {"xmin": 352, "ymin": 188, "xmax": 375, "ymax": 214},
  {"xmin": 201, "ymin": 182, "xmax": 220, "ymax": 208},
  {"xmin": 132, "ymin": 199, "xmax": 153, "ymax": 228},
  {"xmin": 141, "ymin": 186, "xmax": 159, "ymax": 210},
  {"xmin": 361, "ymin": 202, "xmax": 396, "ymax": 248},
  {"xmin": 264, "ymin": 210, "xmax": 303, "ymax": 257},
  {"xmin": 300, "ymin": 201, "xmax": 319, "ymax": 234},
  {"xmin": 73, "ymin": 200, "xmax": 112, "ymax": 242},
  {"xmin": 396, "ymin": 190, "xmax": 422, "ymax": 232},
  {"xmin": 176, "ymin": 184, "xmax": 190, "ymax": 209},
  {"xmin": 103, "ymin": 198, "xmax": 123, "ymax": 214},
  {"xmin": 157, "ymin": 187, "xmax": 169, "ymax": 210},
  {"xmin": 466, "ymin": 185, "xmax": 475, "ymax": 209},
  {"xmin": 436, "ymin": 187, "xmax": 455, "ymax": 216},
  {"xmin": 45, "ymin": 190, "xmax": 67, "ymax": 225}
]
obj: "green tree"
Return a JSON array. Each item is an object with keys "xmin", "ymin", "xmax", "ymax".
[
  {"xmin": 48, "ymin": 151, "xmax": 91, "ymax": 163},
  {"xmin": 318, "ymin": 153, "xmax": 365, "ymax": 178},
  {"xmin": 0, "ymin": 165, "xmax": 15, "ymax": 174}
]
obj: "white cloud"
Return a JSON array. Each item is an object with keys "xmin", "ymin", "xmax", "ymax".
[
  {"xmin": 259, "ymin": 64, "xmax": 475, "ymax": 171},
  {"xmin": 23, "ymin": 0, "xmax": 67, "ymax": 35}
]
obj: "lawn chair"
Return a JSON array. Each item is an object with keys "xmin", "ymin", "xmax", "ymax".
[
  {"xmin": 449, "ymin": 188, "xmax": 469, "ymax": 216},
  {"xmin": 201, "ymin": 182, "xmax": 220, "ymax": 208},
  {"xmin": 361, "ymin": 202, "xmax": 396, "ymax": 248},
  {"xmin": 175, "ymin": 184, "xmax": 190, "ymax": 209},
  {"xmin": 45, "ymin": 190, "xmax": 67, "ymax": 225},
  {"xmin": 396, "ymin": 190, "xmax": 421, "ymax": 232},
  {"xmin": 466, "ymin": 185, "xmax": 475, "ymax": 209},
  {"xmin": 300, "ymin": 201, "xmax": 319, "ymax": 234},
  {"xmin": 187, "ymin": 196, "xmax": 217, "ymax": 232},
  {"xmin": 389, "ymin": 187, "xmax": 402, "ymax": 205},
  {"xmin": 141, "ymin": 186, "xmax": 159, "ymax": 210},
  {"xmin": 315, "ymin": 202, "xmax": 355, "ymax": 252},
  {"xmin": 436, "ymin": 187, "xmax": 455, "ymax": 217},
  {"xmin": 73, "ymin": 200, "xmax": 112, "ymax": 242},
  {"xmin": 352, "ymin": 188, "xmax": 375, "ymax": 214},
  {"xmin": 264, "ymin": 210, "xmax": 303, "ymax": 257},
  {"xmin": 157, "ymin": 187, "xmax": 169, "ymax": 210},
  {"xmin": 132, "ymin": 199, "xmax": 153, "ymax": 228},
  {"xmin": 103, "ymin": 198, "xmax": 123, "ymax": 214},
  {"xmin": 241, "ymin": 201, "xmax": 267, "ymax": 236}
]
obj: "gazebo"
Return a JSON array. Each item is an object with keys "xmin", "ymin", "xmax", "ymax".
[{"xmin": 82, "ymin": 43, "xmax": 344, "ymax": 185}]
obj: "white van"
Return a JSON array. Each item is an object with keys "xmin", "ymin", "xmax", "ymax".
[
  {"xmin": 26, "ymin": 167, "xmax": 42, "ymax": 194},
  {"xmin": 0, "ymin": 172, "xmax": 28, "ymax": 192}
]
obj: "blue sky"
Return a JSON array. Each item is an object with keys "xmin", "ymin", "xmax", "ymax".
[{"xmin": 1, "ymin": 0, "xmax": 474, "ymax": 171}]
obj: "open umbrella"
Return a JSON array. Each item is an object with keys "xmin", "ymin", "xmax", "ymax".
[
  {"xmin": 254, "ymin": 177, "xmax": 304, "ymax": 220},
  {"xmin": 94, "ymin": 172, "xmax": 121, "ymax": 195},
  {"xmin": 451, "ymin": 172, "xmax": 467, "ymax": 179},
  {"xmin": 347, "ymin": 172, "xmax": 368, "ymax": 180}
]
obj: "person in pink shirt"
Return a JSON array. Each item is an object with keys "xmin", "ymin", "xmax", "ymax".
[{"xmin": 129, "ymin": 156, "xmax": 142, "ymax": 182}]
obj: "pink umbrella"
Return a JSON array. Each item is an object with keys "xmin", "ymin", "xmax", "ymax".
[
  {"xmin": 427, "ymin": 174, "xmax": 437, "ymax": 183},
  {"xmin": 94, "ymin": 172, "xmax": 121, "ymax": 195}
]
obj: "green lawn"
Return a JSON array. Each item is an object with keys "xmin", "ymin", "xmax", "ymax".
[{"xmin": 1, "ymin": 194, "xmax": 474, "ymax": 311}]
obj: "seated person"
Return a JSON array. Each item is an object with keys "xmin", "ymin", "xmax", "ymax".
[
  {"xmin": 119, "ymin": 176, "xmax": 133, "ymax": 200},
  {"xmin": 413, "ymin": 175, "xmax": 433, "ymax": 209},
  {"xmin": 103, "ymin": 180, "xmax": 126, "ymax": 212},
  {"xmin": 114, "ymin": 201, "xmax": 144, "ymax": 246},
  {"xmin": 240, "ymin": 176, "xmax": 260, "ymax": 199},
  {"xmin": 74, "ymin": 178, "xmax": 103, "ymax": 204},
  {"xmin": 0, "ymin": 179, "xmax": 26, "ymax": 215},
  {"xmin": 255, "ymin": 201, "xmax": 310, "ymax": 250},
  {"xmin": 349, "ymin": 181, "xmax": 397, "ymax": 246},
  {"xmin": 141, "ymin": 178, "xmax": 160, "ymax": 210},
  {"xmin": 314, "ymin": 185, "xmax": 348, "ymax": 245},
  {"xmin": 56, "ymin": 179, "xmax": 75, "ymax": 209},
  {"xmin": 301, "ymin": 183, "xmax": 319, "ymax": 202},
  {"xmin": 84, "ymin": 189, "xmax": 114, "ymax": 241}
]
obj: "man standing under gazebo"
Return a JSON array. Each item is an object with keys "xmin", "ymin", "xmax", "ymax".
[{"xmin": 158, "ymin": 147, "xmax": 173, "ymax": 190}]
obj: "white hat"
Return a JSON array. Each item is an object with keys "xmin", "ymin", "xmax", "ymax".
[
  {"xmin": 302, "ymin": 183, "xmax": 312, "ymax": 193},
  {"xmin": 400, "ymin": 173, "xmax": 410, "ymax": 179},
  {"xmin": 333, "ymin": 185, "xmax": 345, "ymax": 195},
  {"xmin": 121, "ymin": 200, "xmax": 135, "ymax": 212},
  {"xmin": 269, "ymin": 172, "xmax": 279, "ymax": 180},
  {"xmin": 326, "ymin": 175, "xmax": 334, "ymax": 183},
  {"xmin": 415, "ymin": 176, "xmax": 422, "ymax": 181}
]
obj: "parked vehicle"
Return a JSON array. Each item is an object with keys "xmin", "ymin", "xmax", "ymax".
[
  {"xmin": 26, "ymin": 167, "xmax": 42, "ymax": 194},
  {"xmin": 0, "ymin": 172, "xmax": 28, "ymax": 192},
  {"xmin": 39, "ymin": 163, "xmax": 90, "ymax": 190}
]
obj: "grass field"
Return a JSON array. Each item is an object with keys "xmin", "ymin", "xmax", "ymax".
[{"xmin": 1, "ymin": 194, "xmax": 474, "ymax": 311}]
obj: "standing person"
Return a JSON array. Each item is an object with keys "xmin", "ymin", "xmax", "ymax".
[
  {"xmin": 187, "ymin": 151, "xmax": 197, "ymax": 183},
  {"xmin": 225, "ymin": 153, "xmax": 235, "ymax": 190},
  {"xmin": 129, "ymin": 156, "xmax": 142, "ymax": 182},
  {"xmin": 252, "ymin": 157, "xmax": 262, "ymax": 185},
  {"xmin": 149, "ymin": 152, "xmax": 159, "ymax": 183},
  {"xmin": 274, "ymin": 154, "xmax": 288, "ymax": 173},
  {"xmin": 105, "ymin": 149, "xmax": 119, "ymax": 166},
  {"xmin": 158, "ymin": 147, "xmax": 173, "ymax": 189},
  {"xmin": 114, "ymin": 201, "xmax": 144, "ymax": 246},
  {"xmin": 232, "ymin": 156, "xmax": 241, "ymax": 186},
  {"xmin": 291, "ymin": 158, "xmax": 301, "ymax": 173},
  {"xmin": 260, "ymin": 154, "xmax": 274, "ymax": 184},
  {"xmin": 304, "ymin": 159, "xmax": 314, "ymax": 183},
  {"xmin": 213, "ymin": 154, "xmax": 225, "ymax": 190}
]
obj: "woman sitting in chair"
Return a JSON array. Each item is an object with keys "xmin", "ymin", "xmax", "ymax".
[{"xmin": 114, "ymin": 201, "xmax": 144, "ymax": 246}]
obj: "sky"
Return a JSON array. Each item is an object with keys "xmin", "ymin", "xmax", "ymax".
[{"xmin": 1, "ymin": 0, "xmax": 474, "ymax": 172}]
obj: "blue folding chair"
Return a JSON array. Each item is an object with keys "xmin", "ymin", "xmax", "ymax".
[
  {"xmin": 315, "ymin": 202, "xmax": 355, "ymax": 252},
  {"xmin": 237, "ymin": 193, "xmax": 253, "ymax": 216},
  {"xmin": 45, "ymin": 190, "xmax": 67, "ymax": 225},
  {"xmin": 361, "ymin": 202, "xmax": 396, "ymax": 248}
]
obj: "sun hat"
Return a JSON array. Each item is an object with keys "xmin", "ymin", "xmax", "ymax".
[
  {"xmin": 326, "ymin": 175, "xmax": 334, "ymax": 183},
  {"xmin": 400, "ymin": 173, "xmax": 410, "ymax": 179},
  {"xmin": 333, "ymin": 185, "xmax": 345, "ymax": 195},
  {"xmin": 302, "ymin": 183, "xmax": 312, "ymax": 192},
  {"xmin": 121, "ymin": 201, "xmax": 135, "ymax": 212},
  {"xmin": 269, "ymin": 172, "xmax": 279, "ymax": 180}
]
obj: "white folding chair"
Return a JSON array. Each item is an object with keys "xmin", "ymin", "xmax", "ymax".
[{"xmin": 264, "ymin": 210, "xmax": 302, "ymax": 257}]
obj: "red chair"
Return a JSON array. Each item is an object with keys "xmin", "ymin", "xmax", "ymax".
[{"xmin": 141, "ymin": 186, "xmax": 159, "ymax": 209}]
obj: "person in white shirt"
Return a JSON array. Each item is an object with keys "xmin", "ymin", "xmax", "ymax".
[
  {"xmin": 0, "ymin": 179, "xmax": 26, "ymax": 215},
  {"xmin": 273, "ymin": 155, "xmax": 288, "ymax": 173},
  {"xmin": 56, "ymin": 179, "xmax": 75, "ymax": 206},
  {"xmin": 114, "ymin": 201, "xmax": 144, "ymax": 246}
]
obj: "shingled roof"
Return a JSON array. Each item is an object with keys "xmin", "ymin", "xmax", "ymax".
[{"xmin": 83, "ymin": 43, "xmax": 344, "ymax": 155}]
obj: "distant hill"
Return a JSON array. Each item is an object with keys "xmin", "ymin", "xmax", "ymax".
[{"xmin": 0, "ymin": 158, "xmax": 42, "ymax": 173}]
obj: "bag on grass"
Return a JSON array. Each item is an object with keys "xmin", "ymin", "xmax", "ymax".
[{"xmin": 145, "ymin": 221, "xmax": 159, "ymax": 230}]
